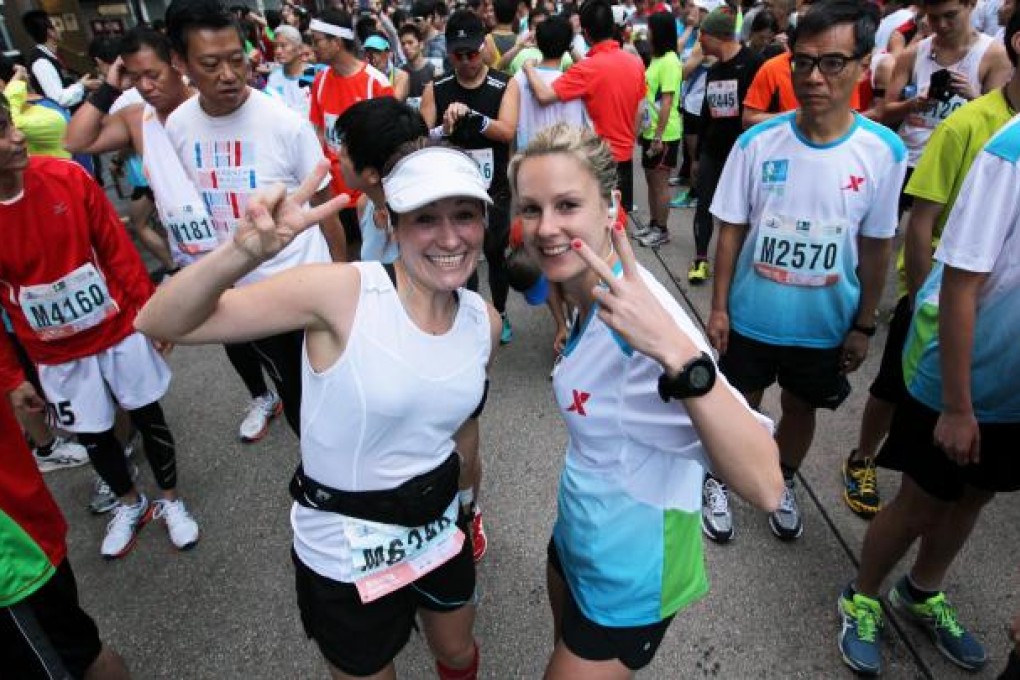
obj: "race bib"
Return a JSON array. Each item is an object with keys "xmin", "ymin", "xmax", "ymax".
[
  {"xmin": 19, "ymin": 263, "xmax": 119, "ymax": 341},
  {"xmin": 345, "ymin": 497, "xmax": 463, "ymax": 603},
  {"xmin": 907, "ymin": 94, "xmax": 964, "ymax": 130},
  {"xmin": 465, "ymin": 148, "xmax": 494, "ymax": 190},
  {"xmin": 706, "ymin": 79, "xmax": 739, "ymax": 118},
  {"xmin": 323, "ymin": 112, "xmax": 342, "ymax": 154},
  {"xmin": 753, "ymin": 214, "xmax": 846, "ymax": 287},
  {"xmin": 163, "ymin": 204, "xmax": 219, "ymax": 255}
]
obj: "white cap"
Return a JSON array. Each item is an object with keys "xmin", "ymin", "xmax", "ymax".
[{"xmin": 382, "ymin": 147, "xmax": 493, "ymax": 214}]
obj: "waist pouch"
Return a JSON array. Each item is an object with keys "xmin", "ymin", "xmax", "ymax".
[{"xmin": 289, "ymin": 453, "xmax": 460, "ymax": 527}]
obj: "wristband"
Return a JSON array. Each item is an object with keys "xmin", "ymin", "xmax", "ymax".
[
  {"xmin": 88, "ymin": 82, "xmax": 123, "ymax": 114},
  {"xmin": 852, "ymin": 322, "xmax": 877, "ymax": 337},
  {"xmin": 428, "ymin": 125, "xmax": 447, "ymax": 140},
  {"xmin": 478, "ymin": 113, "xmax": 492, "ymax": 135}
]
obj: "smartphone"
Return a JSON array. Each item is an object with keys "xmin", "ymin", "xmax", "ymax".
[{"xmin": 928, "ymin": 69, "xmax": 953, "ymax": 102}]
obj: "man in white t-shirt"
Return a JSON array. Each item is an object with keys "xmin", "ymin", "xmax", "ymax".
[
  {"xmin": 706, "ymin": 0, "xmax": 906, "ymax": 543},
  {"xmin": 164, "ymin": 0, "xmax": 346, "ymax": 438},
  {"xmin": 838, "ymin": 110, "xmax": 1020, "ymax": 678},
  {"xmin": 514, "ymin": 15, "xmax": 588, "ymax": 148},
  {"xmin": 265, "ymin": 25, "xmax": 314, "ymax": 118}
]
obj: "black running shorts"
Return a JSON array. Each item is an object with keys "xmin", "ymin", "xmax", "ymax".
[
  {"xmin": 547, "ymin": 538, "xmax": 674, "ymax": 671},
  {"xmin": 640, "ymin": 138, "xmax": 681, "ymax": 170},
  {"xmin": 719, "ymin": 330, "xmax": 851, "ymax": 409},
  {"xmin": 877, "ymin": 395, "xmax": 1020, "ymax": 502},
  {"xmin": 868, "ymin": 295, "xmax": 913, "ymax": 404},
  {"xmin": 0, "ymin": 559, "xmax": 103, "ymax": 680},
  {"xmin": 292, "ymin": 513, "xmax": 475, "ymax": 677}
]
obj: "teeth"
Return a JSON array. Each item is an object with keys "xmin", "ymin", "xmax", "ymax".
[
  {"xmin": 428, "ymin": 254, "xmax": 466, "ymax": 268},
  {"xmin": 541, "ymin": 245, "xmax": 570, "ymax": 257}
]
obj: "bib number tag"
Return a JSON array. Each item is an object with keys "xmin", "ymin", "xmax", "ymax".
[
  {"xmin": 164, "ymin": 204, "xmax": 219, "ymax": 255},
  {"xmin": 345, "ymin": 498, "xmax": 463, "ymax": 604},
  {"xmin": 19, "ymin": 263, "xmax": 119, "ymax": 341},
  {"xmin": 706, "ymin": 79, "xmax": 739, "ymax": 118},
  {"xmin": 753, "ymin": 215, "xmax": 845, "ymax": 287},
  {"xmin": 908, "ymin": 94, "xmax": 964, "ymax": 129},
  {"xmin": 323, "ymin": 113, "xmax": 342, "ymax": 154},
  {"xmin": 465, "ymin": 148, "xmax": 494, "ymax": 190}
]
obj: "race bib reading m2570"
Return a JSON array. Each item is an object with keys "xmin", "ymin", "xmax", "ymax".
[{"xmin": 753, "ymin": 214, "xmax": 846, "ymax": 287}]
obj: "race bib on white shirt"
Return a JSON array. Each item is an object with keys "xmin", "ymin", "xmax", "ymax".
[
  {"xmin": 323, "ymin": 112, "xmax": 342, "ymax": 154},
  {"xmin": 163, "ymin": 203, "xmax": 220, "ymax": 255},
  {"xmin": 465, "ymin": 148, "xmax": 494, "ymax": 189},
  {"xmin": 753, "ymin": 214, "xmax": 846, "ymax": 287},
  {"xmin": 706, "ymin": 79, "xmax": 739, "ymax": 118},
  {"xmin": 907, "ymin": 93, "xmax": 965, "ymax": 130},
  {"xmin": 344, "ymin": 497, "xmax": 464, "ymax": 603},
  {"xmin": 19, "ymin": 263, "xmax": 119, "ymax": 341}
]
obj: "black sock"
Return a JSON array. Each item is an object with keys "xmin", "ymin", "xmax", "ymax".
[
  {"xmin": 780, "ymin": 464, "xmax": 797, "ymax": 481},
  {"xmin": 904, "ymin": 575, "xmax": 938, "ymax": 602}
]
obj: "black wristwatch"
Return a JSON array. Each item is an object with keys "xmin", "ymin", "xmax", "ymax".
[
  {"xmin": 658, "ymin": 352, "xmax": 717, "ymax": 402},
  {"xmin": 851, "ymin": 322, "xmax": 877, "ymax": 337}
]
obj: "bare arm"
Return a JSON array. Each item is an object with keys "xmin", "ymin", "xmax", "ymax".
[
  {"xmin": 903, "ymin": 198, "xmax": 942, "ymax": 300},
  {"xmin": 979, "ymin": 43, "xmax": 1013, "ymax": 94},
  {"xmin": 651, "ymin": 92, "xmax": 674, "ymax": 141},
  {"xmin": 393, "ymin": 69, "xmax": 410, "ymax": 103},
  {"xmin": 682, "ymin": 42, "xmax": 704, "ymax": 80},
  {"xmin": 879, "ymin": 48, "xmax": 924, "ymax": 126},
  {"xmin": 854, "ymin": 236, "xmax": 893, "ymax": 329},
  {"xmin": 65, "ymin": 102, "xmax": 137, "ymax": 155},
  {"xmin": 420, "ymin": 81, "xmax": 438, "ymax": 128},
  {"xmin": 742, "ymin": 106, "xmax": 777, "ymax": 129},
  {"xmin": 484, "ymin": 77, "xmax": 519, "ymax": 144},
  {"xmin": 522, "ymin": 63, "xmax": 560, "ymax": 105},
  {"xmin": 707, "ymin": 221, "xmax": 748, "ymax": 354}
]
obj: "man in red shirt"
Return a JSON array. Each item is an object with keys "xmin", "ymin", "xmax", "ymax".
[
  {"xmin": 0, "ymin": 95, "xmax": 198, "ymax": 560},
  {"xmin": 309, "ymin": 8, "xmax": 394, "ymax": 260},
  {"xmin": 523, "ymin": 0, "xmax": 646, "ymax": 211}
]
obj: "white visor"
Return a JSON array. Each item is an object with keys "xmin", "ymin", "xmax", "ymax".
[{"xmin": 382, "ymin": 147, "xmax": 493, "ymax": 214}]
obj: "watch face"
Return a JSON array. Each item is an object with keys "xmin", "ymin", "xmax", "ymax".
[{"xmin": 690, "ymin": 365, "xmax": 711, "ymax": 390}]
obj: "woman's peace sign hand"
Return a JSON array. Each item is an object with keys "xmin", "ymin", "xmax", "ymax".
[
  {"xmin": 571, "ymin": 221, "xmax": 700, "ymax": 372},
  {"xmin": 234, "ymin": 160, "xmax": 350, "ymax": 262}
]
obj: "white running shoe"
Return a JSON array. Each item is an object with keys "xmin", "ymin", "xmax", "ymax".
[
  {"xmin": 34, "ymin": 437, "xmax": 90, "ymax": 472},
  {"xmin": 239, "ymin": 391, "xmax": 283, "ymax": 443},
  {"xmin": 153, "ymin": 498, "xmax": 200, "ymax": 550},
  {"xmin": 101, "ymin": 495, "xmax": 153, "ymax": 559}
]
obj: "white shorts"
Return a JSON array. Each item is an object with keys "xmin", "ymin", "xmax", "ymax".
[{"xmin": 37, "ymin": 332, "xmax": 171, "ymax": 433}]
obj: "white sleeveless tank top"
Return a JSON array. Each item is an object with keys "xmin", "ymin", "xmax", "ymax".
[
  {"xmin": 292, "ymin": 262, "xmax": 491, "ymax": 580},
  {"xmin": 141, "ymin": 104, "xmax": 223, "ymax": 266},
  {"xmin": 899, "ymin": 33, "xmax": 994, "ymax": 166}
]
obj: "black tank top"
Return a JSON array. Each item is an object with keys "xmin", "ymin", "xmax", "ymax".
[
  {"xmin": 432, "ymin": 69, "xmax": 511, "ymax": 199},
  {"xmin": 402, "ymin": 61, "xmax": 436, "ymax": 100}
]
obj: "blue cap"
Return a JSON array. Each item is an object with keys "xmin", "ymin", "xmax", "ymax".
[{"xmin": 364, "ymin": 35, "xmax": 390, "ymax": 52}]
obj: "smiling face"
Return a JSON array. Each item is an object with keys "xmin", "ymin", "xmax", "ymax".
[
  {"xmin": 175, "ymin": 26, "xmax": 249, "ymax": 116},
  {"xmin": 515, "ymin": 152, "xmax": 613, "ymax": 292},
  {"xmin": 394, "ymin": 197, "xmax": 486, "ymax": 292}
]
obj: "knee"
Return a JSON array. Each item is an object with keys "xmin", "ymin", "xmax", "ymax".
[
  {"xmin": 780, "ymin": 389, "xmax": 815, "ymax": 418},
  {"xmin": 435, "ymin": 638, "xmax": 478, "ymax": 671},
  {"xmin": 886, "ymin": 479, "xmax": 953, "ymax": 533}
]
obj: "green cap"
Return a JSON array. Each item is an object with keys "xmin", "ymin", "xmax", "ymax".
[{"xmin": 701, "ymin": 7, "xmax": 737, "ymax": 38}]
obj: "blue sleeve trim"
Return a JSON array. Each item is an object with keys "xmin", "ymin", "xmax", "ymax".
[
  {"xmin": 984, "ymin": 117, "xmax": 1020, "ymax": 164},
  {"xmin": 737, "ymin": 111, "xmax": 795, "ymax": 149},
  {"xmin": 859, "ymin": 116, "xmax": 908, "ymax": 163}
]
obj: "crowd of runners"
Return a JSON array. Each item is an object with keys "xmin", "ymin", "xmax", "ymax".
[{"xmin": 1, "ymin": 0, "xmax": 1018, "ymax": 676}]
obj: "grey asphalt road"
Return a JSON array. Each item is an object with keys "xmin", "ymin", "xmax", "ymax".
[{"xmin": 39, "ymin": 174, "xmax": 1019, "ymax": 679}]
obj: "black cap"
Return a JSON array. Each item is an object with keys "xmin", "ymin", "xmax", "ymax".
[{"xmin": 445, "ymin": 9, "xmax": 485, "ymax": 53}]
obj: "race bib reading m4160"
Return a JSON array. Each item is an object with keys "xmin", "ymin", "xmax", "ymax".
[
  {"xmin": 753, "ymin": 214, "xmax": 847, "ymax": 287},
  {"xmin": 19, "ymin": 263, "xmax": 119, "ymax": 341}
]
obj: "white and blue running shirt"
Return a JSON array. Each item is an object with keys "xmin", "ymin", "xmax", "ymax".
[
  {"xmin": 710, "ymin": 112, "xmax": 907, "ymax": 348},
  {"xmin": 551, "ymin": 263, "xmax": 773, "ymax": 627}
]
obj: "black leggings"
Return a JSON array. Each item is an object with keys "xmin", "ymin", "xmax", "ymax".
[
  {"xmin": 693, "ymin": 152, "xmax": 725, "ymax": 260},
  {"xmin": 224, "ymin": 341, "xmax": 269, "ymax": 399},
  {"xmin": 466, "ymin": 202, "xmax": 511, "ymax": 315},
  {"xmin": 249, "ymin": 330, "xmax": 304, "ymax": 437},
  {"xmin": 80, "ymin": 401, "xmax": 176, "ymax": 497}
]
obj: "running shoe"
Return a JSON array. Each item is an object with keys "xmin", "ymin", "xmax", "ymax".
[
  {"xmin": 239, "ymin": 391, "xmax": 283, "ymax": 443},
  {"xmin": 471, "ymin": 507, "xmax": 488, "ymax": 563},
  {"xmin": 701, "ymin": 475, "xmax": 733, "ymax": 543},
  {"xmin": 153, "ymin": 498, "xmax": 200, "ymax": 550},
  {"xmin": 687, "ymin": 260, "xmax": 710, "ymax": 285},
  {"xmin": 500, "ymin": 313, "xmax": 513, "ymax": 345},
  {"xmin": 768, "ymin": 478, "xmax": 803, "ymax": 540},
  {"xmin": 843, "ymin": 450, "xmax": 881, "ymax": 519},
  {"xmin": 631, "ymin": 221, "xmax": 654, "ymax": 239},
  {"xmin": 637, "ymin": 227, "xmax": 670, "ymax": 248},
  {"xmin": 101, "ymin": 495, "xmax": 153, "ymax": 559},
  {"xmin": 89, "ymin": 463, "xmax": 139, "ymax": 515},
  {"xmin": 34, "ymin": 436, "xmax": 90, "ymax": 472},
  {"xmin": 889, "ymin": 577, "xmax": 987, "ymax": 670},
  {"xmin": 838, "ymin": 584, "xmax": 884, "ymax": 676},
  {"xmin": 667, "ymin": 175, "xmax": 686, "ymax": 187},
  {"xmin": 669, "ymin": 190, "xmax": 698, "ymax": 209}
]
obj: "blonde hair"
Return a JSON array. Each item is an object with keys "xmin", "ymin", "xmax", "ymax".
[{"xmin": 508, "ymin": 123, "xmax": 618, "ymax": 208}]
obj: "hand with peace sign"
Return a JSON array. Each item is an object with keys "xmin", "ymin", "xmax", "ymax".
[
  {"xmin": 233, "ymin": 160, "xmax": 350, "ymax": 263},
  {"xmin": 571, "ymin": 220, "xmax": 703, "ymax": 375}
]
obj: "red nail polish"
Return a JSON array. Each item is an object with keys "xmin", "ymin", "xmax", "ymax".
[{"xmin": 571, "ymin": 239, "xmax": 583, "ymax": 249}]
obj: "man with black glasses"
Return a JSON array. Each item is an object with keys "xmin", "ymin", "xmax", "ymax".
[{"xmin": 705, "ymin": 0, "xmax": 906, "ymax": 544}]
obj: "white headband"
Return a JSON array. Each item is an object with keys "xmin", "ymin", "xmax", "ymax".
[{"xmin": 309, "ymin": 18, "xmax": 355, "ymax": 40}]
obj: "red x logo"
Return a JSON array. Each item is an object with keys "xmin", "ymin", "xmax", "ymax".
[
  {"xmin": 566, "ymin": 389, "xmax": 590, "ymax": 416},
  {"xmin": 842, "ymin": 175, "xmax": 866, "ymax": 192}
]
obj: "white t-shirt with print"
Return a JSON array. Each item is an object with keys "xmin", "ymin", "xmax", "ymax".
[
  {"xmin": 710, "ymin": 112, "xmax": 907, "ymax": 348},
  {"xmin": 165, "ymin": 89, "xmax": 330, "ymax": 284}
]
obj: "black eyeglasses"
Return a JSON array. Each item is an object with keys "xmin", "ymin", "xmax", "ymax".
[{"xmin": 790, "ymin": 52, "xmax": 861, "ymax": 77}]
